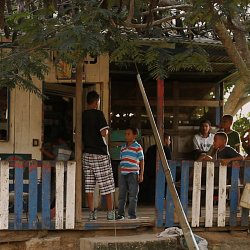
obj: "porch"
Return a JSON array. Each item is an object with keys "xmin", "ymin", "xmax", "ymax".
[{"xmin": 0, "ymin": 160, "xmax": 250, "ymax": 232}]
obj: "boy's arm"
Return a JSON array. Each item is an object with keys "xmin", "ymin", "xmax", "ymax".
[
  {"xmin": 220, "ymin": 156, "xmax": 244, "ymax": 166},
  {"xmin": 235, "ymin": 132, "xmax": 241, "ymax": 153},
  {"xmin": 138, "ymin": 160, "xmax": 144, "ymax": 183},
  {"xmin": 235, "ymin": 144, "xmax": 240, "ymax": 153},
  {"xmin": 100, "ymin": 128, "xmax": 109, "ymax": 137}
]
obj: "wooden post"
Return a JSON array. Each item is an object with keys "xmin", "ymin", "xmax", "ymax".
[
  {"xmin": 136, "ymin": 73, "xmax": 198, "ymax": 249},
  {"xmin": 156, "ymin": 78, "xmax": 164, "ymax": 215},
  {"xmin": 157, "ymin": 79, "xmax": 164, "ymax": 139},
  {"xmin": 75, "ymin": 61, "xmax": 83, "ymax": 224}
]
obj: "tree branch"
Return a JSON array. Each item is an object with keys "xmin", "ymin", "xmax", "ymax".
[
  {"xmin": 125, "ymin": 13, "xmax": 185, "ymax": 29},
  {"xmin": 224, "ymin": 79, "xmax": 247, "ymax": 115},
  {"xmin": 141, "ymin": 4, "xmax": 192, "ymax": 16},
  {"xmin": 233, "ymin": 95, "xmax": 250, "ymax": 116},
  {"xmin": 227, "ymin": 90, "xmax": 250, "ymax": 116},
  {"xmin": 125, "ymin": 0, "xmax": 135, "ymax": 25},
  {"xmin": 213, "ymin": 20, "xmax": 250, "ymax": 85}
]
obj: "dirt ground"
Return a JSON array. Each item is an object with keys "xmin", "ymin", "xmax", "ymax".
[{"xmin": 1, "ymin": 229, "xmax": 250, "ymax": 250}]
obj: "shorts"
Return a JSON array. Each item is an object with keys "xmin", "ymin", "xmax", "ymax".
[{"xmin": 82, "ymin": 153, "xmax": 115, "ymax": 195}]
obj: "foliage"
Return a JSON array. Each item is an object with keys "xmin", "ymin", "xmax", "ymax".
[
  {"xmin": 0, "ymin": 0, "xmax": 214, "ymax": 93},
  {"xmin": 233, "ymin": 113, "xmax": 250, "ymax": 135}
]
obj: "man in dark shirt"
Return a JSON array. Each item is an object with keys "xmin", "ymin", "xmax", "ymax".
[
  {"xmin": 142, "ymin": 133, "xmax": 172, "ymax": 203},
  {"xmin": 82, "ymin": 91, "xmax": 115, "ymax": 221}
]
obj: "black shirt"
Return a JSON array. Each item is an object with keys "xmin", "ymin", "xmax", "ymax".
[
  {"xmin": 82, "ymin": 109, "xmax": 109, "ymax": 155},
  {"xmin": 214, "ymin": 146, "xmax": 241, "ymax": 160}
]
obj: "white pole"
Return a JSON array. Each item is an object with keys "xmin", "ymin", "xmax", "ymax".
[{"xmin": 136, "ymin": 73, "xmax": 199, "ymax": 250}]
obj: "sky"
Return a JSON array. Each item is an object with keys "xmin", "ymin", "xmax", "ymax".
[{"xmin": 238, "ymin": 102, "xmax": 250, "ymax": 116}]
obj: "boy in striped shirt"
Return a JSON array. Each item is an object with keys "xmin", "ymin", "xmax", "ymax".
[{"xmin": 116, "ymin": 127, "xmax": 144, "ymax": 220}]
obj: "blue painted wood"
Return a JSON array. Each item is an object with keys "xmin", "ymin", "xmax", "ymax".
[
  {"xmin": 241, "ymin": 160, "xmax": 250, "ymax": 226},
  {"xmin": 14, "ymin": 161, "xmax": 24, "ymax": 230},
  {"xmin": 42, "ymin": 162, "xmax": 51, "ymax": 229},
  {"xmin": 155, "ymin": 160, "xmax": 166, "ymax": 227},
  {"xmin": 180, "ymin": 161, "xmax": 190, "ymax": 216},
  {"xmin": 230, "ymin": 161, "xmax": 240, "ymax": 227},
  {"xmin": 29, "ymin": 161, "xmax": 38, "ymax": 229},
  {"xmin": 165, "ymin": 161, "xmax": 177, "ymax": 227}
]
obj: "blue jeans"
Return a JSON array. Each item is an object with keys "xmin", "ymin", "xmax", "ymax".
[{"xmin": 118, "ymin": 173, "xmax": 139, "ymax": 218}]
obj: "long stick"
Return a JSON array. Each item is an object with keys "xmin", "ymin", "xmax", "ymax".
[{"xmin": 136, "ymin": 73, "xmax": 199, "ymax": 250}]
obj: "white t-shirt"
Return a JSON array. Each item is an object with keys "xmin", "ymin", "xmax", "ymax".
[{"xmin": 193, "ymin": 133, "xmax": 214, "ymax": 152}]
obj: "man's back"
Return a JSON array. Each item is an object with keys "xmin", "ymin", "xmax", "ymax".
[
  {"xmin": 226, "ymin": 130, "xmax": 240, "ymax": 150},
  {"xmin": 82, "ymin": 109, "xmax": 108, "ymax": 155}
]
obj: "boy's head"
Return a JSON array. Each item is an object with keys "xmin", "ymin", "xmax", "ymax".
[
  {"xmin": 221, "ymin": 115, "xmax": 233, "ymax": 130},
  {"xmin": 213, "ymin": 132, "xmax": 228, "ymax": 149},
  {"xmin": 164, "ymin": 133, "xmax": 171, "ymax": 147},
  {"xmin": 87, "ymin": 91, "xmax": 100, "ymax": 108},
  {"xmin": 199, "ymin": 119, "xmax": 211, "ymax": 135},
  {"xmin": 125, "ymin": 127, "xmax": 138, "ymax": 143}
]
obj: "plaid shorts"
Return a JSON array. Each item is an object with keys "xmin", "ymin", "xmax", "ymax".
[{"xmin": 82, "ymin": 153, "xmax": 115, "ymax": 195}]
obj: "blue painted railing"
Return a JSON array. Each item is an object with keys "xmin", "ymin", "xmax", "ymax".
[
  {"xmin": 155, "ymin": 160, "xmax": 250, "ymax": 228},
  {"xmin": 0, "ymin": 160, "xmax": 76, "ymax": 230}
]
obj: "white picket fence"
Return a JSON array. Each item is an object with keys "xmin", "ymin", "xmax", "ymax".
[
  {"xmin": 156, "ymin": 160, "xmax": 250, "ymax": 228},
  {"xmin": 0, "ymin": 160, "xmax": 76, "ymax": 230}
]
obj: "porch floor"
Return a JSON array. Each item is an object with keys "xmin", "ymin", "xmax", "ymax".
[{"xmin": 8, "ymin": 205, "xmax": 248, "ymax": 230}]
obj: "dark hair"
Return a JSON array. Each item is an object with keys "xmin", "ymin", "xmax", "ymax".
[
  {"xmin": 87, "ymin": 91, "xmax": 100, "ymax": 105},
  {"xmin": 126, "ymin": 127, "xmax": 138, "ymax": 135},
  {"xmin": 222, "ymin": 114, "xmax": 233, "ymax": 122},
  {"xmin": 215, "ymin": 132, "xmax": 228, "ymax": 143},
  {"xmin": 200, "ymin": 119, "xmax": 211, "ymax": 127}
]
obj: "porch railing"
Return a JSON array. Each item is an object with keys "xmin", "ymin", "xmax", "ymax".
[
  {"xmin": 1, "ymin": 159, "xmax": 250, "ymax": 230},
  {"xmin": 156, "ymin": 160, "xmax": 250, "ymax": 228},
  {"xmin": 0, "ymin": 160, "xmax": 76, "ymax": 230}
]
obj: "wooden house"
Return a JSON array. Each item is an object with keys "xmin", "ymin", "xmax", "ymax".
[{"xmin": 2, "ymin": 37, "xmax": 250, "ymax": 235}]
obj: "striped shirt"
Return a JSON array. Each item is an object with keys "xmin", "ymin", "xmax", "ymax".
[{"xmin": 120, "ymin": 141, "xmax": 144, "ymax": 175}]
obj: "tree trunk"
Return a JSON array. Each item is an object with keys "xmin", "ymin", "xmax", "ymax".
[
  {"xmin": 0, "ymin": 0, "xmax": 5, "ymax": 29},
  {"xmin": 214, "ymin": 21, "xmax": 250, "ymax": 115},
  {"xmin": 224, "ymin": 79, "xmax": 247, "ymax": 115}
]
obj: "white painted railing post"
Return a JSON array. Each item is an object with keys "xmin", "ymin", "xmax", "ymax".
[
  {"xmin": 205, "ymin": 161, "xmax": 214, "ymax": 227},
  {"xmin": 0, "ymin": 161, "xmax": 9, "ymax": 229},
  {"xmin": 191, "ymin": 161, "xmax": 202, "ymax": 227},
  {"xmin": 218, "ymin": 164, "xmax": 227, "ymax": 227},
  {"xmin": 55, "ymin": 161, "xmax": 65, "ymax": 229},
  {"xmin": 66, "ymin": 161, "xmax": 76, "ymax": 229}
]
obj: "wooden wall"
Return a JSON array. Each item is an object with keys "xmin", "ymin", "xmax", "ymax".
[
  {"xmin": 0, "ymin": 79, "xmax": 43, "ymax": 160},
  {"xmin": 0, "ymin": 54, "xmax": 110, "ymax": 160}
]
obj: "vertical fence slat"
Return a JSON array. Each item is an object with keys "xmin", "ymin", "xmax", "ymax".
[
  {"xmin": 241, "ymin": 160, "xmax": 250, "ymax": 226},
  {"xmin": 180, "ymin": 161, "xmax": 190, "ymax": 216},
  {"xmin": 42, "ymin": 162, "xmax": 51, "ymax": 229},
  {"xmin": 55, "ymin": 162, "xmax": 65, "ymax": 229},
  {"xmin": 217, "ymin": 164, "xmax": 227, "ymax": 227},
  {"xmin": 14, "ymin": 161, "xmax": 24, "ymax": 230},
  {"xmin": 29, "ymin": 161, "xmax": 38, "ymax": 229},
  {"xmin": 230, "ymin": 161, "xmax": 240, "ymax": 227},
  {"xmin": 0, "ymin": 161, "xmax": 9, "ymax": 229},
  {"xmin": 155, "ymin": 161, "xmax": 166, "ymax": 227},
  {"xmin": 205, "ymin": 161, "xmax": 214, "ymax": 227},
  {"xmin": 66, "ymin": 161, "xmax": 76, "ymax": 229},
  {"xmin": 191, "ymin": 161, "xmax": 202, "ymax": 227},
  {"xmin": 165, "ymin": 161, "xmax": 176, "ymax": 227}
]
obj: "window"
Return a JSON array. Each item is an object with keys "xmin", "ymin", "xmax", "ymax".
[{"xmin": 0, "ymin": 87, "xmax": 9, "ymax": 141}]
